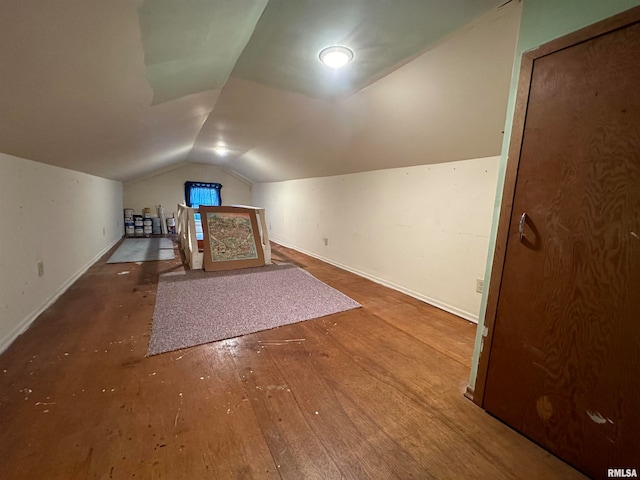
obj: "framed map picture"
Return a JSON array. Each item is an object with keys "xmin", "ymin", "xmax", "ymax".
[{"xmin": 199, "ymin": 206, "xmax": 265, "ymax": 272}]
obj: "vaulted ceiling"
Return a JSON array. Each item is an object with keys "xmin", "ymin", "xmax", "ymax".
[{"xmin": 0, "ymin": 0, "xmax": 517, "ymax": 183}]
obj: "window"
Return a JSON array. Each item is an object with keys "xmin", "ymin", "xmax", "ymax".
[
  {"xmin": 184, "ymin": 182, "xmax": 222, "ymax": 241},
  {"xmin": 184, "ymin": 181, "xmax": 222, "ymax": 208}
]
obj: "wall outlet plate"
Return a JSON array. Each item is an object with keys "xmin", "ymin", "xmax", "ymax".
[
  {"xmin": 38, "ymin": 261, "xmax": 44, "ymax": 277},
  {"xmin": 476, "ymin": 278, "xmax": 484, "ymax": 293}
]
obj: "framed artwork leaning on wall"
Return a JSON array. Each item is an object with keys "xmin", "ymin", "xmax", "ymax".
[{"xmin": 199, "ymin": 206, "xmax": 265, "ymax": 272}]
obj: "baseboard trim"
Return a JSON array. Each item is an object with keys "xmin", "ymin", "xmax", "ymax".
[
  {"xmin": 0, "ymin": 236, "xmax": 122, "ymax": 355},
  {"xmin": 464, "ymin": 385, "xmax": 475, "ymax": 402},
  {"xmin": 271, "ymin": 238, "xmax": 479, "ymax": 324}
]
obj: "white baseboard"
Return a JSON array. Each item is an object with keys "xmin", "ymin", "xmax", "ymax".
[
  {"xmin": 0, "ymin": 236, "xmax": 122, "ymax": 355},
  {"xmin": 271, "ymin": 237, "xmax": 479, "ymax": 324}
]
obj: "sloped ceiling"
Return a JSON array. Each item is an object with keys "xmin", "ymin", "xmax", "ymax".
[{"xmin": 0, "ymin": 0, "xmax": 517, "ymax": 183}]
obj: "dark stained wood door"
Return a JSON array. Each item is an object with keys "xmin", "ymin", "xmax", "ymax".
[{"xmin": 483, "ymin": 18, "xmax": 640, "ymax": 479}]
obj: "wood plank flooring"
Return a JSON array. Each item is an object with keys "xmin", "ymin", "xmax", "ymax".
[{"xmin": 0, "ymin": 241, "xmax": 585, "ymax": 479}]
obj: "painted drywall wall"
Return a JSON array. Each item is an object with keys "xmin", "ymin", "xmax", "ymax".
[
  {"xmin": 253, "ymin": 157, "xmax": 500, "ymax": 322},
  {"xmin": 122, "ymin": 163, "xmax": 252, "ymax": 218},
  {"xmin": 0, "ymin": 153, "xmax": 123, "ymax": 353},
  {"xmin": 469, "ymin": 0, "xmax": 640, "ymax": 389}
]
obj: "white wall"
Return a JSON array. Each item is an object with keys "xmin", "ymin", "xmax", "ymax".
[
  {"xmin": 0, "ymin": 153, "xmax": 123, "ymax": 353},
  {"xmin": 122, "ymin": 162, "xmax": 252, "ymax": 218},
  {"xmin": 253, "ymin": 157, "xmax": 499, "ymax": 322}
]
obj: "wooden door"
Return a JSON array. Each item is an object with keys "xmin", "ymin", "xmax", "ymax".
[{"xmin": 481, "ymin": 11, "xmax": 640, "ymax": 479}]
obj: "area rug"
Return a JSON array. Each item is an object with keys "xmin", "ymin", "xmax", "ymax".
[
  {"xmin": 147, "ymin": 263, "xmax": 361, "ymax": 356},
  {"xmin": 107, "ymin": 238, "xmax": 175, "ymax": 264}
]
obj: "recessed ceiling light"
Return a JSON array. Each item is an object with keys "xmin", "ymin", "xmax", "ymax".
[
  {"xmin": 319, "ymin": 45, "xmax": 354, "ymax": 69},
  {"xmin": 213, "ymin": 145, "xmax": 229, "ymax": 156}
]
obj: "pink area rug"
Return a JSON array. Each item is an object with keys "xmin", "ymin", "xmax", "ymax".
[{"xmin": 147, "ymin": 263, "xmax": 360, "ymax": 356}]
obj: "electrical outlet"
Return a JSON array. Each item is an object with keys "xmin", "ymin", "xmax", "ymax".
[
  {"xmin": 37, "ymin": 261, "xmax": 44, "ymax": 277},
  {"xmin": 102, "ymin": 227, "xmax": 106, "ymax": 236},
  {"xmin": 323, "ymin": 237, "xmax": 329, "ymax": 246},
  {"xmin": 476, "ymin": 278, "xmax": 484, "ymax": 293}
]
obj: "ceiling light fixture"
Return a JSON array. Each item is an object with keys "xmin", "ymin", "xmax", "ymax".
[
  {"xmin": 319, "ymin": 45, "xmax": 354, "ymax": 69},
  {"xmin": 213, "ymin": 145, "xmax": 229, "ymax": 156}
]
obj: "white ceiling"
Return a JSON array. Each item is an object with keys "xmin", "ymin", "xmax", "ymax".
[{"xmin": 0, "ymin": 0, "xmax": 518, "ymax": 183}]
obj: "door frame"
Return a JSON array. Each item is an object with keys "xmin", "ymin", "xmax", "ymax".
[{"xmin": 472, "ymin": 4, "xmax": 640, "ymax": 407}]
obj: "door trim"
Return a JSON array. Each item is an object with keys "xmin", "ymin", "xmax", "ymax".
[{"xmin": 473, "ymin": 4, "xmax": 640, "ymax": 407}]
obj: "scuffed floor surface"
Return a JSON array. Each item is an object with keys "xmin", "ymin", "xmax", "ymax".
[{"xmin": 0, "ymin": 242, "xmax": 586, "ymax": 479}]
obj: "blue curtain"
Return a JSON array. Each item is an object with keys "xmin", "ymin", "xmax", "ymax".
[{"xmin": 184, "ymin": 182, "xmax": 222, "ymax": 208}]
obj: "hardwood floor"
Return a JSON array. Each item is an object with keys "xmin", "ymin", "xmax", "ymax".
[{"xmin": 0, "ymin": 241, "xmax": 585, "ymax": 479}]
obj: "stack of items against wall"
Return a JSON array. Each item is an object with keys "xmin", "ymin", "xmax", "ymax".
[
  {"xmin": 152, "ymin": 217, "xmax": 162, "ymax": 234},
  {"xmin": 142, "ymin": 208, "xmax": 152, "ymax": 236},
  {"xmin": 124, "ymin": 208, "xmax": 134, "ymax": 237},
  {"xmin": 133, "ymin": 215, "xmax": 143, "ymax": 236},
  {"xmin": 123, "ymin": 206, "xmax": 175, "ymax": 237},
  {"xmin": 166, "ymin": 217, "xmax": 176, "ymax": 234},
  {"xmin": 157, "ymin": 205, "xmax": 168, "ymax": 235}
]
